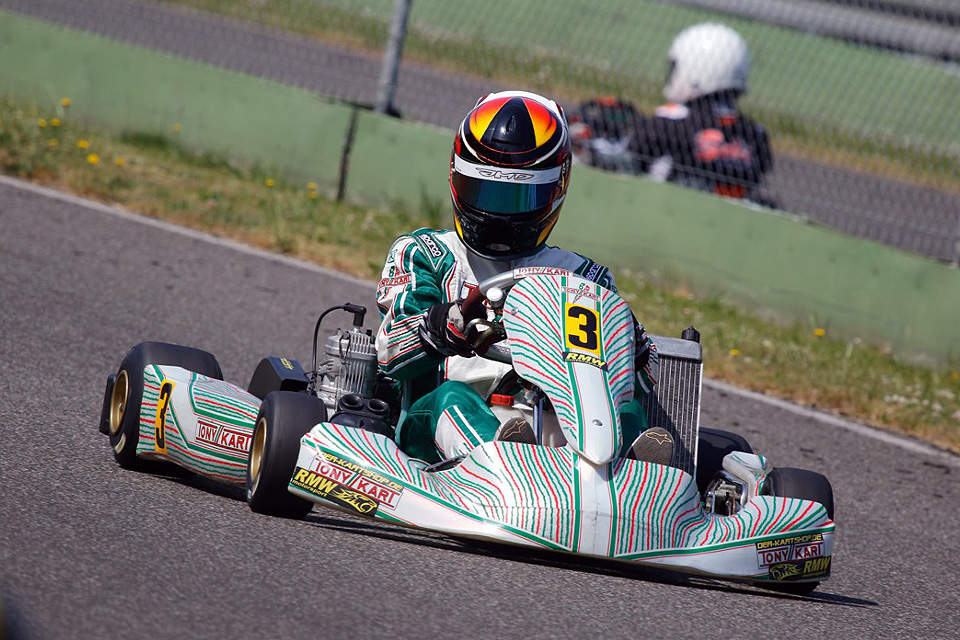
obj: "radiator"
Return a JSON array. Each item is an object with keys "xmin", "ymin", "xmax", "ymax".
[{"xmin": 640, "ymin": 335, "xmax": 703, "ymax": 476}]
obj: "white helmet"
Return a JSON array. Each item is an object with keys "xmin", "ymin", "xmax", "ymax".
[{"xmin": 663, "ymin": 23, "xmax": 750, "ymax": 104}]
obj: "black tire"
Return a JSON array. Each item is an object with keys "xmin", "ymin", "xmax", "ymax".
[
  {"xmin": 762, "ymin": 467, "xmax": 835, "ymax": 520},
  {"xmin": 246, "ymin": 391, "xmax": 328, "ymax": 519},
  {"xmin": 695, "ymin": 427, "xmax": 754, "ymax": 495},
  {"xmin": 107, "ymin": 342, "xmax": 222, "ymax": 470},
  {"xmin": 758, "ymin": 467, "xmax": 835, "ymax": 595}
]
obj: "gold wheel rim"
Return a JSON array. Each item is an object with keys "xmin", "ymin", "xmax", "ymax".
[
  {"xmin": 249, "ymin": 417, "xmax": 267, "ymax": 493},
  {"xmin": 109, "ymin": 370, "xmax": 129, "ymax": 436}
]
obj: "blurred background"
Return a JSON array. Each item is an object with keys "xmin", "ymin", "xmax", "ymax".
[{"xmin": 4, "ymin": 0, "xmax": 958, "ymax": 264}]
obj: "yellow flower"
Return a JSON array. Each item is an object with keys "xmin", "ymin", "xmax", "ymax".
[
  {"xmin": 48, "ymin": 139, "xmax": 59, "ymax": 148},
  {"xmin": 814, "ymin": 328, "xmax": 826, "ymax": 338},
  {"xmin": 308, "ymin": 190, "xmax": 318, "ymax": 199},
  {"xmin": 37, "ymin": 118, "xmax": 47, "ymax": 128},
  {"xmin": 114, "ymin": 157, "xmax": 126, "ymax": 167},
  {"xmin": 729, "ymin": 348, "xmax": 740, "ymax": 356},
  {"xmin": 172, "ymin": 123, "xmax": 182, "ymax": 133},
  {"xmin": 307, "ymin": 181, "xmax": 317, "ymax": 191},
  {"xmin": 87, "ymin": 153, "xmax": 100, "ymax": 165},
  {"xmin": 265, "ymin": 178, "xmax": 275, "ymax": 187},
  {"xmin": 77, "ymin": 139, "xmax": 89, "ymax": 149},
  {"xmin": 952, "ymin": 372, "xmax": 960, "ymax": 381},
  {"xmin": 51, "ymin": 118, "xmax": 61, "ymax": 127},
  {"xmin": 61, "ymin": 97, "xmax": 71, "ymax": 107}
]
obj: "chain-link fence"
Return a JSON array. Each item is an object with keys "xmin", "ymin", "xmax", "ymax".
[{"xmin": 5, "ymin": 0, "xmax": 960, "ymax": 263}]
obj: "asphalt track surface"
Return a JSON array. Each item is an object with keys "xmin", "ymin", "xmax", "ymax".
[
  {"xmin": 3, "ymin": 0, "xmax": 960, "ymax": 263},
  {"xmin": 2, "ymin": 178, "xmax": 960, "ymax": 639}
]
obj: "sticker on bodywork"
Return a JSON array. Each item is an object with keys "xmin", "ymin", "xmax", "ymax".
[
  {"xmin": 757, "ymin": 532, "xmax": 830, "ymax": 580},
  {"xmin": 194, "ymin": 420, "xmax": 252, "ymax": 455},
  {"xmin": 289, "ymin": 452, "xmax": 404, "ymax": 515},
  {"xmin": 564, "ymin": 304, "xmax": 601, "ymax": 357},
  {"xmin": 290, "ymin": 467, "xmax": 379, "ymax": 515},
  {"xmin": 563, "ymin": 352, "xmax": 607, "ymax": 370},
  {"xmin": 154, "ymin": 379, "xmax": 176, "ymax": 454},
  {"xmin": 755, "ymin": 532, "xmax": 825, "ymax": 568},
  {"xmin": 768, "ymin": 557, "xmax": 832, "ymax": 582}
]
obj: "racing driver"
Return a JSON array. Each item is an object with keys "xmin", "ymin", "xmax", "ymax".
[
  {"xmin": 630, "ymin": 22, "xmax": 773, "ymax": 201},
  {"xmin": 375, "ymin": 90, "xmax": 669, "ymax": 466}
]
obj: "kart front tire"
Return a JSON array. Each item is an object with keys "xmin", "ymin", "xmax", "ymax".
[
  {"xmin": 758, "ymin": 467, "xmax": 835, "ymax": 596},
  {"xmin": 762, "ymin": 467, "xmax": 835, "ymax": 520},
  {"xmin": 107, "ymin": 342, "xmax": 223, "ymax": 471},
  {"xmin": 246, "ymin": 391, "xmax": 327, "ymax": 519}
]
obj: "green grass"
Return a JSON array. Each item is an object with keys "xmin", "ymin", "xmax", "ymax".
[
  {"xmin": 157, "ymin": 0, "xmax": 960, "ymax": 189},
  {"xmin": 3, "ymin": 97, "xmax": 959, "ymax": 453}
]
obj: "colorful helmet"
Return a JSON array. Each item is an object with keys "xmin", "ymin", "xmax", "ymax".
[
  {"xmin": 450, "ymin": 90, "xmax": 571, "ymax": 260},
  {"xmin": 664, "ymin": 23, "xmax": 750, "ymax": 104}
]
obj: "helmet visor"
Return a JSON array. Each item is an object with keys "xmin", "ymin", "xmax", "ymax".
[
  {"xmin": 451, "ymin": 156, "xmax": 561, "ymax": 216},
  {"xmin": 454, "ymin": 200, "xmax": 558, "ymax": 260}
]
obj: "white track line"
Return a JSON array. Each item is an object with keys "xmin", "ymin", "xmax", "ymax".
[
  {"xmin": 5, "ymin": 173, "xmax": 958, "ymax": 467},
  {"xmin": 0, "ymin": 173, "xmax": 372, "ymax": 288},
  {"xmin": 703, "ymin": 378, "xmax": 960, "ymax": 467}
]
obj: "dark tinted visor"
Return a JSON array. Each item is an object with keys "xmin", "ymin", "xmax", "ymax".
[
  {"xmin": 451, "ymin": 172, "xmax": 558, "ymax": 216},
  {"xmin": 451, "ymin": 157, "xmax": 561, "ymax": 216}
]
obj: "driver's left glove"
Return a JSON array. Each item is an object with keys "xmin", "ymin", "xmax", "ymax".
[
  {"xmin": 419, "ymin": 301, "xmax": 476, "ymax": 359},
  {"xmin": 635, "ymin": 322, "xmax": 659, "ymax": 395}
]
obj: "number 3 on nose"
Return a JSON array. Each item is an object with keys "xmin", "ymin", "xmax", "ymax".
[{"xmin": 565, "ymin": 304, "xmax": 600, "ymax": 354}]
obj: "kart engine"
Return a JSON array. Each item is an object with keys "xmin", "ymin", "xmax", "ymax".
[
  {"xmin": 315, "ymin": 327, "xmax": 377, "ymax": 413},
  {"xmin": 311, "ymin": 304, "xmax": 378, "ymax": 414}
]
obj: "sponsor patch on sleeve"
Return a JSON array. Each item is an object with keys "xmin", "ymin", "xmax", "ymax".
[
  {"xmin": 377, "ymin": 272, "xmax": 412, "ymax": 296},
  {"xmin": 412, "ymin": 232, "xmax": 448, "ymax": 270}
]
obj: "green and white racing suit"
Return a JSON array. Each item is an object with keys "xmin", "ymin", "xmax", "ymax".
[{"xmin": 375, "ymin": 228, "xmax": 658, "ymax": 463}]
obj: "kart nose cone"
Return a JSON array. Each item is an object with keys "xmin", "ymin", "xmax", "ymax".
[
  {"xmin": 568, "ymin": 368, "xmax": 621, "ymax": 464},
  {"xmin": 577, "ymin": 430, "xmax": 618, "ymax": 465}
]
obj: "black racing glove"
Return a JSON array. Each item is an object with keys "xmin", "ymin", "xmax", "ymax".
[
  {"xmin": 634, "ymin": 320, "xmax": 659, "ymax": 395},
  {"xmin": 419, "ymin": 301, "xmax": 476, "ymax": 359}
]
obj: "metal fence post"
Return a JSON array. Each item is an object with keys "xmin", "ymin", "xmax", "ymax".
[
  {"xmin": 953, "ymin": 221, "xmax": 960, "ymax": 267},
  {"xmin": 374, "ymin": 0, "xmax": 412, "ymax": 116}
]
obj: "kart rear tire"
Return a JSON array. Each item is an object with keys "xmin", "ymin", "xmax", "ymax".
[
  {"xmin": 107, "ymin": 342, "xmax": 223, "ymax": 471},
  {"xmin": 246, "ymin": 391, "xmax": 327, "ymax": 519},
  {"xmin": 758, "ymin": 467, "xmax": 835, "ymax": 595},
  {"xmin": 695, "ymin": 427, "xmax": 754, "ymax": 495}
]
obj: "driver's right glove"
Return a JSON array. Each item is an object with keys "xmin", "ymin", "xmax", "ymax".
[{"xmin": 419, "ymin": 301, "xmax": 476, "ymax": 359}]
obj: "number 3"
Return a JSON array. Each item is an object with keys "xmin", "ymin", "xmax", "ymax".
[
  {"xmin": 155, "ymin": 380, "xmax": 175, "ymax": 454},
  {"xmin": 566, "ymin": 305, "xmax": 599, "ymax": 352}
]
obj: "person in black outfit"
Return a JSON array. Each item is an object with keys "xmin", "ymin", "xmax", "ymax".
[{"xmin": 571, "ymin": 23, "xmax": 774, "ymax": 205}]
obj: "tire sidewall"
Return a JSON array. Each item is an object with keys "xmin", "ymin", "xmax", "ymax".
[
  {"xmin": 762, "ymin": 467, "xmax": 835, "ymax": 520},
  {"xmin": 108, "ymin": 341, "xmax": 222, "ymax": 469},
  {"xmin": 246, "ymin": 391, "xmax": 327, "ymax": 518}
]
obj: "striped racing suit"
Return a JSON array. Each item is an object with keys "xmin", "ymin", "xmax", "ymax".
[{"xmin": 376, "ymin": 228, "xmax": 657, "ymax": 463}]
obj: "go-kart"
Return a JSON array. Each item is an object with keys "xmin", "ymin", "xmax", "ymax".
[{"xmin": 99, "ymin": 270, "xmax": 834, "ymax": 594}]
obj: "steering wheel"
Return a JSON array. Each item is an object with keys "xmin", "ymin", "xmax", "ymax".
[{"xmin": 461, "ymin": 268, "xmax": 575, "ymax": 364}]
